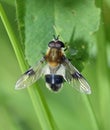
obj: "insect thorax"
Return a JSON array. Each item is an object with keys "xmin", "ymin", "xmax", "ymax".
[{"xmin": 45, "ymin": 48, "xmax": 64, "ymax": 67}]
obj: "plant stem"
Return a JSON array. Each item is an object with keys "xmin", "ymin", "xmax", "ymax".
[
  {"xmin": 0, "ymin": 3, "xmax": 26, "ymax": 71},
  {"xmin": 0, "ymin": 3, "xmax": 57, "ymax": 130},
  {"xmin": 82, "ymin": 95, "xmax": 99, "ymax": 130}
]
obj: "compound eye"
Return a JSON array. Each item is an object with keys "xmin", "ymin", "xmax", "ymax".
[
  {"xmin": 48, "ymin": 41, "xmax": 55, "ymax": 48},
  {"xmin": 58, "ymin": 41, "xmax": 65, "ymax": 48},
  {"xmin": 48, "ymin": 41, "xmax": 65, "ymax": 48}
]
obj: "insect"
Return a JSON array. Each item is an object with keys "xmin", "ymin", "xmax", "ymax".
[{"xmin": 15, "ymin": 35, "xmax": 91, "ymax": 94}]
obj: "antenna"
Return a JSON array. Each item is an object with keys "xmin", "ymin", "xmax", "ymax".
[{"xmin": 53, "ymin": 35, "xmax": 60, "ymax": 41}]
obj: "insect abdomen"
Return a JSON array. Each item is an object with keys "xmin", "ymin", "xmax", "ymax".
[{"xmin": 45, "ymin": 74, "xmax": 64, "ymax": 91}]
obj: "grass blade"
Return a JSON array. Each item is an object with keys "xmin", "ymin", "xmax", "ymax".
[{"xmin": 0, "ymin": 3, "xmax": 57, "ymax": 130}]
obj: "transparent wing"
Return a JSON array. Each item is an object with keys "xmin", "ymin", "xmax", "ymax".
[
  {"xmin": 15, "ymin": 58, "xmax": 45, "ymax": 90},
  {"xmin": 63, "ymin": 58, "xmax": 91, "ymax": 94}
]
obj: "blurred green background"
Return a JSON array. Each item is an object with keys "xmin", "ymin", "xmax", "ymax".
[{"xmin": 0, "ymin": 0, "xmax": 110, "ymax": 130}]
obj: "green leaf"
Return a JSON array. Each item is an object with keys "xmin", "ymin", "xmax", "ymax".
[
  {"xmin": 16, "ymin": 0, "xmax": 100, "ymax": 72},
  {"xmin": 19, "ymin": 0, "xmax": 100, "ymax": 67}
]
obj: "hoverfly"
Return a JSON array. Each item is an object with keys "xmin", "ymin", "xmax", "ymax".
[{"xmin": 15, "ymin": 36, "xmax": 91, "ymax": 94}]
